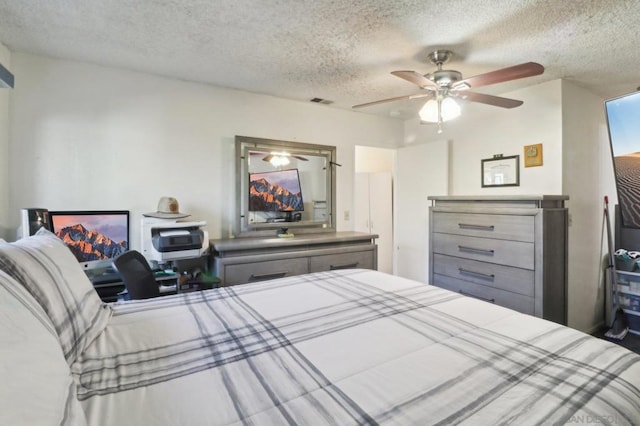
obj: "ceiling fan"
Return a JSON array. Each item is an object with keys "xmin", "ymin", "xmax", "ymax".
[{"xmin": 353, "ymin": 50, "xmax": 544, "ymax": 131}]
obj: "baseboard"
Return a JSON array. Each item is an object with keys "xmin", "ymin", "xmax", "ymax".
[{"xmin": 585, "ymin": 321, "xmax": 606, "ymax": 336}]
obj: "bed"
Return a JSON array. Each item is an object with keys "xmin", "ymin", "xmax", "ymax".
[{"xmin": 1, "ymin": 231, "xmax": 639, "ymax": 425}]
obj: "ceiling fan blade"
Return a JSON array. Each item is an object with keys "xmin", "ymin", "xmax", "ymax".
[
  {"xmin": 293, "ymin": 155, "xmax": 309, "ymax": 161},
  {"xmin": 352, "ymin": 92, "xmax": 432, "ymax": 109},
  {"xmin": 454, "ymin": 91, "xmax": 523, "ymax": 108},
  {"xmin": 452, "ymin": 62, "xmax": 544, "ymax": 90},
  {"xmin": 391, "ymin": 71, "xmax": 438, "ymax": 89}
]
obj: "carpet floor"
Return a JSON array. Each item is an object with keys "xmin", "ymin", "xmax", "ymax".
[{"xmin": 592, "ymin": 328, "xmax": 640, "ymax": 355}]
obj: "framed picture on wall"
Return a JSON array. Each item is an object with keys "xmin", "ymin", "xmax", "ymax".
[
  {"xmin": 481, "ymin": 155, "xmax": 520, "ymax": 187},
  {"xmin": 524, "ymin": 143, "xmax": 543, "ymax": 167}
]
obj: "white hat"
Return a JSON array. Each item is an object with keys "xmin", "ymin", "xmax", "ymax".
[{"xmin": 143, "ymin": 197, "xmax": 190, "ymax": 219}]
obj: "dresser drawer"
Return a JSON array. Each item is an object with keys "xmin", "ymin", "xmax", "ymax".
[
  {"xmin": 432, "ymin": 254, "xmax": 534, "ymax": 297},
  {"xmin": 432, "ymin": 212, "xmax": 534, "ymax": 242},
  {"xmin": 432, "ymin": 233, "xmax": 534, "ymax": 270},
  {"xmin": 223, "ymin": 258, "xmax": 309, "ymax": 285},
  {"xmin": 309, "ymin": 249, "xmax": 374, "ymax": 272},
  {"xmin": 432, "ymin": 274, "xmax": 535, "ymax": 315}
]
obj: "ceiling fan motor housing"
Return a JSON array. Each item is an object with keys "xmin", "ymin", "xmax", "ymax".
[{"xmin": 428, "ymin": 70, "xmax": 462, "ymax": 87}]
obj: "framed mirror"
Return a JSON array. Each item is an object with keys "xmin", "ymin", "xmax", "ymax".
[{"xmin": 235, "ymin": 136, "xmax": 337, "ymax": 236}]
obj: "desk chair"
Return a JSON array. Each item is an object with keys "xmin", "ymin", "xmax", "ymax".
[{"xmin": 112, "ymin": 250, "xmax": 160, "ymax": 300}]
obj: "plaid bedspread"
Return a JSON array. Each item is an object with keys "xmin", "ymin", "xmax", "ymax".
[{"xmin": 73, "ymin": 269, "xmax": 640, "ymax": 425}]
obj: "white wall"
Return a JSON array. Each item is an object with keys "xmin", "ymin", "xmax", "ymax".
[
  {"xmin": 0, "ymin": 43, "xmax": 10, "ymax": 240},
  {"xmin": 7, "ymin": 53, "xmax": 403, "ymax": 246},
  {"xmin": 561, "ymin": 80, "xmax": 615, "ymax": 333},
  {"xmin": 354, "ymin": 146, "xmax": 395, "ymax": 173},
  {"xmin": 404, "ymin": 80, "xmax": 564, "ymax": 195}
]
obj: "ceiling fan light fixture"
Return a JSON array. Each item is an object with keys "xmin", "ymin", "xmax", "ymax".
[
  {"xmin": 419, "ymin": 96, "xmax": 461, "ymax": 123},
  {"xmin": 268, "ymin": 152, "xmax": 291, "ymax": 167},
  {"xmin": 419, "ymin": 99, "xmax": 439, "ymax": 122},
  {"xmin": 441, "ymin": 97, "xmax": 461, "ymax": 120}
]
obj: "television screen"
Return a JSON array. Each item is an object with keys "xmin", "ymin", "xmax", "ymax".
[
  {"xmin": 249, "ymin": 169, "xmax": 304, "ymax": 212},
  {"xmin": 48, "ymin": 210, "xmax": 129, "ymax": 270},
  {"xmin": 605, "ymin": 90, "xmax": 640, "ymax": 228}
]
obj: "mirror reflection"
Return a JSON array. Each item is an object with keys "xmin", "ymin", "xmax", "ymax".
[{"xmin": 235, "ymin": 136, "xmax": 336, "ymax": 236}]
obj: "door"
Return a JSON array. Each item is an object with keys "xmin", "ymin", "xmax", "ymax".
[
  {"xmin": 394, "ymin": 140, "xmax": 449, "ymax": 282},
  {"xmin": 355, "ymin": 172, "xmax": 393, "ymax": 273}
]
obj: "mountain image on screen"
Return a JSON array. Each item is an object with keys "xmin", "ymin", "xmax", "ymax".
[
  {"xmin": 249, "ymin": 177, "xmax": 304, "ymax": 211},
  {"xmin": 55, "ymin": 224, "xmax": 128, "ymax": 262}
]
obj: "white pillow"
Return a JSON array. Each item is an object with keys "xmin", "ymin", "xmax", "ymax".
[
  {"xmin": 0, "ymin": 228, "xmax": 112, "ymax": 364},
  {"xmin": 0, "ymin": 270, "xmax": 87, "ymax": 425}
]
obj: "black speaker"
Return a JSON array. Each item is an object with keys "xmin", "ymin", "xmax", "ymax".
[{"xmin": 20, "ymin": 208, "xmax": 51, "ymax": 238}]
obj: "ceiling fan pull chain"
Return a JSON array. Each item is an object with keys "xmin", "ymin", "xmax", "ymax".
[{"xmin": 437, "ymin": 96, "xmax": 444, "ymax": 133}]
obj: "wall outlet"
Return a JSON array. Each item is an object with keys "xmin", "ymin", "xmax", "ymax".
[{"xmin": 344, "ymin": 210, "xmax": 350, "ymax": 221}]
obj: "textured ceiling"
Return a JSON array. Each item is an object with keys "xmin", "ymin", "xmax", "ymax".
[{"xmin": 1, "ymin": 0, "xmax": 640, "ymax": 119}]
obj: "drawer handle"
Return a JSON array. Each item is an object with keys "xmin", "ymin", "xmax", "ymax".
[
  {"xmin": 249, "ymin": 271, "xmax": 288, "ymax": 281},
  {"xmin": 457, "ymin": 245, "xmax": 495, "ymax": 256},
  {"xmin": 458, "ymin": 223, "xmax": 495, "ymax": 231},
  {"xmin": 459, "ymin": 290, "xmax": 495, "ymax": 304},
  {"xmin": 330, "ymin": 262, "xmax": 359, "ymax": 270},
  {"xmin": 458, "ymin": 268, "xmax": 495, "ymax": 281}
]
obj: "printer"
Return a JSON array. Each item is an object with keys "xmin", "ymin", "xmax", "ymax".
[{"xmin": 141, "ymin": 217, "xmax": 209, "ymax": 264}]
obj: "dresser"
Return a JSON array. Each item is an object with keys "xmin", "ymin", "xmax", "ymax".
[
  {"xmin": 428, "ymin": 195, "xmax": 568, "ymax": 325},
  {"xmin": 211, "ymin": 232, "xmax": 378, "ymax": 286}
]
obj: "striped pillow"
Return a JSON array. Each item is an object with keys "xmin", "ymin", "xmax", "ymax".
[
  {"xmin": 0, "ymin": 229, "xmax": 112, "ymax": 364},
  {"xmin": 0, "ymin": 269, "xmax": 87, "ymax": 425}
]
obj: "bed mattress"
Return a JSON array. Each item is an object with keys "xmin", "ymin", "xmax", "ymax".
[{"xmin": 73, "ymin": 269, "xmax": 640, "ymax": 425}]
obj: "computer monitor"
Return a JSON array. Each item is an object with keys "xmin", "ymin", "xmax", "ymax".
[{"xmin": 48, "ymin": 210, "xmax": 130, "ymax": 274}]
